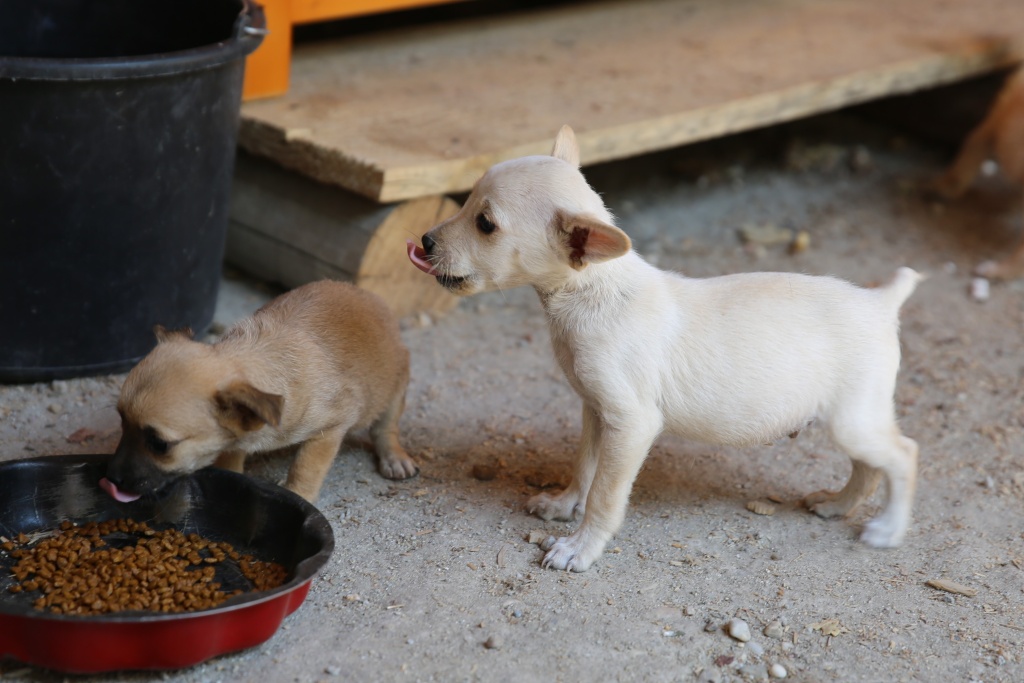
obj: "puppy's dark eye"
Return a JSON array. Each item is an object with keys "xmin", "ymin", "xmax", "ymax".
[
  {"xmin": 144, "ymin": 428, "xmax": 169, "ymax": 456},
  {"xmin": 476, "ymin": 213, "xmax": 497, "ymax": 235}
]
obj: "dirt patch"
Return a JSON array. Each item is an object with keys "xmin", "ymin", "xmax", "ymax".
[{"xmin": 2, "ymin": 114, "xmax": 1023, "ymax": 682}]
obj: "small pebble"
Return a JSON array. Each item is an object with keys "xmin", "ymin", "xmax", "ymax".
[
  {"xmin": 483, "ymin": 635, "xmax": 502, "ymax": 650},
  {"xmin": 325, "ymin": 666, "xmax": 342, "ymax": 676},
  {"xmin": 970, "ymin": 277, "xmax": 990, "ymax": 302},
  {"xmin": 697, "ymin": 667, "xmax": 723, "ymax": 683},
  {"xmin": 526, "ymin": 530, "xmax": 547, "ymax": 544},
  {"xmin": 727, "ymin": 618, "xmax": 751, "ymax": 642},
  {"xmin": 47, "ymin": 403, "xmax": 63, "ymax": 415},
  {"xmin": 770, "ymin": 663, "xmax": 788, "ymax": 679},
  {"xmin": 763, "ymin": 620, "xmax": 785, "ymax": 640},
  {"xmin": 747, "ymin": 641, "xmax": 764, "ymax": 657},
  {"xmin": 540, "ymin": 536, "xmax": 557, "ymax": 552},
  {"xmin": 684, "ymin": 606, "xmax": 696, "ymax": 616}
]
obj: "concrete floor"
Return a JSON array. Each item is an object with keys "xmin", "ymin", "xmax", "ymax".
[{"xmin": 3, "ymin": 113, "xmax": 1024, "ymax": 682}]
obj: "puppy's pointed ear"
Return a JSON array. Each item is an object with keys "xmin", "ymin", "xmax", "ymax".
[
  {"xmin": 154, "ymin": 325, "xmax": 194, "ymax": 343},
  {"xmin": 557, "ymin": 211, "xmax": 632, "ymax": 269},
  {"xmin": 214, "ymin": 381, "xmax": 283, "ymax": 435},
  {"xmin": 551, "ymin": 125, "xmax": 580, "ymax": 167}
]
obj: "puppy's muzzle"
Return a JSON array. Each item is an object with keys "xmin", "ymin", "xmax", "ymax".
[{"xmin": 407, "ymin": 235, "xmax": 469, "ymax": 290}]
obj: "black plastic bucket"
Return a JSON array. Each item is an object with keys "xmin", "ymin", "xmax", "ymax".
[{"xmin": 0, "ymin": 0, "xmax": 265, "ymax": 382}]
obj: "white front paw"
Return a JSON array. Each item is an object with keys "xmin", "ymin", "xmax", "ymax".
[
  {"xmin": 540, "ymin": 533, "xmax": 604, "ymax": 572},
  {"xmin": 860, "ymin": 516, "xmax": 904, "ymax": 548},
  {"xmin": 528, "ymin": 490, "xmax": 582, "ymax": 522}
]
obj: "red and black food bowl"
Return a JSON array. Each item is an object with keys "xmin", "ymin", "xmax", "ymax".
[{"xmin": 0, "ymin": 454, "xmax": 334, "ymax": 673}]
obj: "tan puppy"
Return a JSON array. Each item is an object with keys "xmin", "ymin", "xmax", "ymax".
[
  {"xmin": 932, "ymin": 67, "xmax": 1024, "ymax": 279},
  {"xmin": 409, "ymin": 126, "xmax": 920, "ymax": 572},
  {"xmin": 102, "ymin": 280, "xmax": 418, "ymax": 504}
]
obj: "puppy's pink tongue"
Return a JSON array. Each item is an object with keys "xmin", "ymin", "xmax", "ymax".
[
  {"xmin": 406, "ymin": 240, "xmax": 437, "ymax": 275},
  {"xmin": 99, "ymin": 477, "xmax": 142, "ymax": 503}
]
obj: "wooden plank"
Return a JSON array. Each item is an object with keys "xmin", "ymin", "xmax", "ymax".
[{"xmin": 238, "ymin": 0, "xmax": 1024, "ymax": 202}]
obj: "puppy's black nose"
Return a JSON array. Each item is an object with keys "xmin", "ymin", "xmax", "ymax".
[{"xmin": 421, "ymin": 234, "xmax": 436, "ymax": 255}]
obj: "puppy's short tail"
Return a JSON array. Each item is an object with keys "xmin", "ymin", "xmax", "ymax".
[{"xmin": 882, "ymin": 266, "xmax": 924, "ymax": 309}]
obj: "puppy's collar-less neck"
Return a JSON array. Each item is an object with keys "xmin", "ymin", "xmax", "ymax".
[{"xmin": 535, "ymin": 253, "xmax": 641, "ymax": 320}]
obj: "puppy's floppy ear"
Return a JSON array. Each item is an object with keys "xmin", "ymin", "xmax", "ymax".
[
  {"xmin": 551, "ymin": 125, "xmax": 580, "ymax": 167},
  {"xmin": 214, "ymin": 381, "xmax": 284, "ymax": 435},
  {"xmin": 557, "ymin": 211, "xmax": 632, "ymax": 269},
  {"xmin": 154, "ymin": 325, "xmax": 194, "ymax": 343}
]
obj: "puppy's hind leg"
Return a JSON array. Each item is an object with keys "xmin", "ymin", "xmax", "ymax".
[
  {"xmin": 828, "ymin": 413, "xmax": 918, "ymax": 548},
  {"xmin": 542, "ymin": 410, "xmax": 662, "ymax": 572},
  {"xmin": 286, "ymin": 424, "xmax": 347, "ymax": 502},
  {"xmin": 805, "ymin": 460, "xmax": 883, "ymax": 519},
  {"xmin": 370, "ymin": 386, "xmax": 419, "ymax": 480},
  {"xmin": 529, "ymin": 404, "xmax": 601, "ymax": 522},
  {"xmin": 860, "ymin": 434, "xmax": 918, "ymax": 548}
]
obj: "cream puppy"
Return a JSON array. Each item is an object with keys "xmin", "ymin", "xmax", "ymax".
[{"xmin": 409, "ymin": 126, "xmax": 921, "ymax": 572}]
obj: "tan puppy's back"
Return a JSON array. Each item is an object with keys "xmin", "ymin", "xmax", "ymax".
[{"xmin": 222, "ymin": 281, "xmax": 408, "ymax": 430}]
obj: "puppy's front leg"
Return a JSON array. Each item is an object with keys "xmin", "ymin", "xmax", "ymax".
[
  {"xmin": 370, "ymin": 387, "xmax": 419, "ymax": 480},
  {"xmin": 542, "ymin": 412, "xmax": 662, "ymax": 572},
  {"xmin": 286, "ymin": 425, "xmax": 347, "ymax": 502},
  {"xmin": 528, "ymin": 404, "xmax": 601, "ymax": 521}
]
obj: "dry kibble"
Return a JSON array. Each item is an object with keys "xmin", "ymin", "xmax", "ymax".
[{"xmin": 4, "ymin": 519, "xmax": 288, "ymax": 616}]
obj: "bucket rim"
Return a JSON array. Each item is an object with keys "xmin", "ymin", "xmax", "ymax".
[{"xmin": 0, "ymin": 0, "xmax": 266, "ymax": 81}]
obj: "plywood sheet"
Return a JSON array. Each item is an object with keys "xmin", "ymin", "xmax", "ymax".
[{"xmin": 239, "ymin": 0, "xmax": 1024, "ymax": 202}]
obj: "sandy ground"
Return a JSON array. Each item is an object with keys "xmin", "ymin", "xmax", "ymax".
[{"xmin": 2, "ymin": 114, "xmax": 1023, "ymax": 683}]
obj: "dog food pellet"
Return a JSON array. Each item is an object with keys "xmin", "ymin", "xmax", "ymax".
[{"xmin": 3, "ymin": 519, "xmax": 288, "ymax": 615}]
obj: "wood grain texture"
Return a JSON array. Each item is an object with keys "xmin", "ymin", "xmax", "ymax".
[
  {"xmin": 239, "ymin": 0, "xmax": 1024, "ymax": 202},
  {"xmin": 227, "ymin": 152, "xmax": 460, "ymax": 316}
]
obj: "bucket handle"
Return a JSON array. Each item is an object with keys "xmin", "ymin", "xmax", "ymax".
[{"xmin": 235, "ymin": 0, "xmax": 269, "ymax": 53}]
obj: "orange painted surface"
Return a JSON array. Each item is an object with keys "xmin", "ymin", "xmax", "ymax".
[
  {"xmin": 243, "ymin": 0, "xmax": 292, "ymax": 100},
  {"xmin": 291, "ymin": 0, "xmax": 464, "ymax": 24},
  {"xmin": 243, "ymin": 0, "xmax": 464, "ymax": 100}
]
